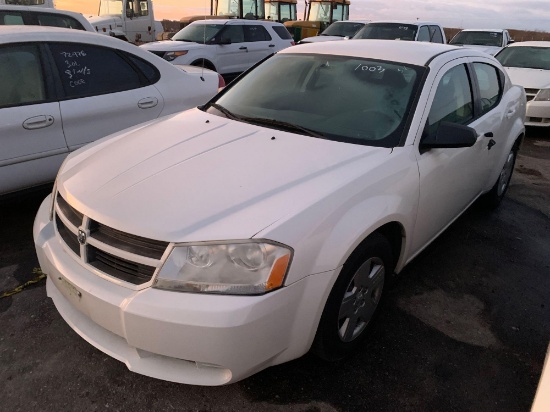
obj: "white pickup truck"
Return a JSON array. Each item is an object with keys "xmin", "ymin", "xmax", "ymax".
[{"xmin": 88, "ymin": 0, "xmax": 163, "ymax": 43}]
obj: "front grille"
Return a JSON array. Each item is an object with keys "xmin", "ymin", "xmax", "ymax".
[
  {"xmin": 87, "ymin": 245, "xmax": 156, "ymax": 285},
  {"xmin": 55, "ymin": 194, "xmax": 169, "ymax": 286},
  {"xmin": 89, "ymin": 220, "xmax": 168, "ymax": 259},
  {"xmin": 524, "ymin": 88, "xmax": 538, "ymax": 101},
  {"xmin": 55, "ymin": 214, "xmax": 80, "ymax": 256}
]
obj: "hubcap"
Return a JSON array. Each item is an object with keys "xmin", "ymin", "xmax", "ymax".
[
  {"xmin": 498, "ymin": 151, "xmax": 515, "ymax": 196},
  {"xmin": 338, "ymin": 257, "xmax": 385, "ymax": 342}
]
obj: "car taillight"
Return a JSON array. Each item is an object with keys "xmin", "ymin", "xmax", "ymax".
[
  {"xmin": 218, "ymin": 73, "xmax": 226, "ymax": 89},
  {"xmin": 291, "ymin": 41, "xmax": 296, "ymax": 46}
]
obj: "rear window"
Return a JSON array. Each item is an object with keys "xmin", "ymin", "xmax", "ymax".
[
  {"xmin": 354, "ymin": 23, "xmax": 418, "ymax": 41},
  {"xmin": 272, "ymin": 25, "xmax": 292, "ymax": 40},
  {"xmin": 36, "ymin": 13, "xmax": 86, "ymax": 30}
]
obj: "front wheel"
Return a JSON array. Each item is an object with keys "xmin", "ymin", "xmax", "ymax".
[
  {"xmin": 312, "ymin": 233, "xmax": 394, "ymax": 361},
  {"xmin": 482, "ymin": 147, "xmax": 517, "ymax": 209}
]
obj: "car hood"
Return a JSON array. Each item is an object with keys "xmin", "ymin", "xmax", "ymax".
[
  {"xmin": 455, "ymin": 44, "xmax": 502, "ymax": 55},
  {"xmin": 141, "ymin": 40, "xmax": 206, "ymax": 52},
  {"xmin": 504, "ymin": 67, "xmax": 550, "ymax": 89},
  {"xmin": 300, "ymin": 35, "xmax": 345, "ymax": 43},
  {"xmin": 87, "ymin": 15, "xmax": 121, "ymax": 28},
  {"xmin": 58, "ymin": 109, "xmax": 389, "ymax": 243}
]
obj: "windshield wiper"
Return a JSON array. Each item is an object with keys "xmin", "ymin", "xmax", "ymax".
[
  {"xmin": 239, "ymin": 116, "xmax": 328, "ymax": 139},
  {"xmin": 209, "ymin": 105, "xmax": 327, "ymax": 138},
  {"xmin": 209, "ymin": 103, "xmax": 244, "ymax": 121}
]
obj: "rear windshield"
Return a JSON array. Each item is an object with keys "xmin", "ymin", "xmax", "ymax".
[
  {"xmin": 322, "ymin": 21, "xmax": 365, "ymax": 37},
  {"xmin": 450, "ymin": 31, "xmax": 503, "ymax": 47},
  {"xmin": 354, "ymin": 23, "xmax": 418, "ymax": 41},
  {"xmin": 272, "ymin": 25, "xmax": 292, "ymax": 40},
  {"xmin": 496, "ymin": 46, "xmax": 550, "ymax": 70},
  {"xmin": 208, "ymin": 53, "xmax": 425, "ymax": 147}
]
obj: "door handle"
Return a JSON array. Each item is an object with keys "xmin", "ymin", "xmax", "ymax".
[
  {"xmin": 22, "ymin": 115, "xmax": 54, "ymax": 130},
  {"xmin": 239, "ymin": 46, "xmax": 248, "ymax": 51},
  {"xmin": 137, "ymin": 97, "xmax": 158, "ymax": 109},
  {"xmin": 269, "ymin": 44, "xmax": 275, "ymax": 47},
  {"xmin": 505, "ymin": 108, "xmax": 516, "ymax": 119},
  {"xmin": 487, "ymin": 139, "xmax": 496, "ymax": 150},
  {"xmin": 484, "ymin": 132, "xmax": 494, "ymax": 137}
]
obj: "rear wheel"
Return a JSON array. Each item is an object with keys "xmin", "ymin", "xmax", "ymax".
[
  {"xmin": 313, "ymin": 233, "xmax": 394, "ymax": 361},
  {"xmin": 482, "ymin": 147, "xmax": 517, "ymax": 209}
]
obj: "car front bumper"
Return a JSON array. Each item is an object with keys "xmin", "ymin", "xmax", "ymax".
[
  {"xmin": 33, "ymin": 195, "xmax": 334, "ymax": 385},
  {"xmin": 526, "ymin": 100, "xmax": 550, "ymax": 127}
]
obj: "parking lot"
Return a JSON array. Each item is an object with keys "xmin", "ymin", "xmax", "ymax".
[{"xmin": 0, "ymin": 128, "xmax": 549, "ymax": 412}]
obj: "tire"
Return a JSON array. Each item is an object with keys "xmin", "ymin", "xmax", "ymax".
[
  {"xmin": 313, "ymin": 232, "xmax": 395, "ymax": 361},
  {"xmin": 482, "ymin": 147, "xmax": 517, "ymax": 209}
]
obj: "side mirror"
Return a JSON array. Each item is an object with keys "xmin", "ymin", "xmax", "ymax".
[
  {"xmin": 508, "ymin": 39, "xmax": 515, "ymax": 45},
  {"xmin": 218, "ymin": 37, "xmax": 232, "ymax": 45},
  {"xmin": 420, "ymin": 121, "xmax": 477, "ymax": 151}
]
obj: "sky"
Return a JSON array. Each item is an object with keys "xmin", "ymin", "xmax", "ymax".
[{"xmin": 56, "ymin": 0, "xmax": 550, "ymax": 32}]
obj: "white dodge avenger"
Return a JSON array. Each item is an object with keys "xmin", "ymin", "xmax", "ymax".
[{"xmin": 34, "ymin": 40, "xmax": 526, "ymax": 385}]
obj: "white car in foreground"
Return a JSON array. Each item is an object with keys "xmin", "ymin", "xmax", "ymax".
[
  {"xmin": 496, "ymin": 41, "xmax": 550, "ymax": 127},
  {"xmin": 34, "ymin": 40, "xmax": 525, "ymax": 385},
  {"xmin": 0, "ymin": 26, "xmax": 223, "ymax": 196}
]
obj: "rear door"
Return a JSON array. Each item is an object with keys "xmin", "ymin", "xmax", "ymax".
[
  {"xmin": 48, "ymin": 42, "xmax": 163, "ymax": 151},
  {"xmin": 0, "ymin": 43, "xmax": 66, "ymax": 194},
  {"xmin": 242, "ymin": 23, "xmax": 275, "ymax": 63}
]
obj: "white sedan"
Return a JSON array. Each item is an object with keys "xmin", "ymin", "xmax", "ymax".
[
  {"xmin": 0, "ymin": 26, "xmax": 222, "ymax": 196},
  {"xmin": 496, "ymin": 41, "xmax": 550, "ymax": 127},
  {"xmin": 34, "ymin": 40, "xmax": 525, "ymax": 385}
]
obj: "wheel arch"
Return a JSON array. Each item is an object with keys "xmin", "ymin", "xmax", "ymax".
[{"xmin": 190, "ymin": 58, "xmax": 216, "ymax": 72}]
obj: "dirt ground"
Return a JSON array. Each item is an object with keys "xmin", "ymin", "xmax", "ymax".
[{"xmin": 0, "ymin": 128, "xmax": 548, "ymax": 412}]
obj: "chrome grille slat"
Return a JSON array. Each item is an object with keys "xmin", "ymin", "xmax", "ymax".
[
  {"xmin": 89, "ymin": 220, "xmax": 168, "ymax": 260},
  {"xmin": 57, "ymin": 195, "xmax": 83, "ymax": 227},
  {"xmin": 55, "ymin": 214, "xmax": 80, "ymax": 256},
  {"xmin": 87, "ymin": 246, "xmax": 156, "ymax": 285}
]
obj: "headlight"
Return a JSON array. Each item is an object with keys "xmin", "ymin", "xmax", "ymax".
[
  {"xmin": 163, "ymin": 50, "xmax": 188, "ymax": 61},
  {"xmin": 534, "ymin": 88, "xmax": 550, "ymax": 101},
  {"xmin": 154, "ymin": 240, "xmax": 292, "ymax": 295}
]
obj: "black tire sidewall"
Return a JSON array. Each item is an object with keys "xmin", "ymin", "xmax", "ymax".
[{"xmin": 313, "ymin": 232, "xmax": 395, "ymax": 361}]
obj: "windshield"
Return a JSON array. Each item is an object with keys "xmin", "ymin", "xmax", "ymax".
[
  {"xmin": 496, "ymin": 46, "xmax": 550, "ymax": 70},
  {"xmin": 99, "ymin": 0, "xmax": 123, "ymax": 16},
  {"xmin": 322, "ymin": 21, "xmax": 365, "ymax": 37},
  {"xmin": 308, "ymin": 2, "xmax": 331, "ymax": 22},
  {"xmin": 207, "ymin": 54, "xmax": 424, "ymax": 147},
  {"xmin": 172, "ymin": 23, "xmax": 225, "ymax": 44},
  {"xmin": 354, "ymin": 23, "xmax": 418, "ymax": 41},
  {"xmin": 450, "ymin": 31, "xmax": 503, "ymax": 47}
]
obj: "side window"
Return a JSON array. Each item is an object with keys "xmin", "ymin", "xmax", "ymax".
[
  {"xmin": 272, "ymin": 25, "xmax": 292, "ymax": 40},
  {"xmin": 49, "ymin": 43, "xmax": 143, "ymax": 99},
  {"xmin": 244, "ymin": 25, "xmax": 272, "ymax": 42},
  {"xmin": 221, "ymin": 25, "xmax": 245, "ymax": 43},
  {"xmin": 430, "ymin": 26, "xmax": 444, "ymax": 43},
  {"xmin": 37, "ymin": 14, "xmax": 86, "ymax": 30},
  {"xmin": 0, "ymin": 44, "xmax": 46, "ymax": 108},
  {"xmin": 473, "ymin": 63, "xmax": 502, "ymax": 114},
  {"xmin": 417, "ymin": 26, "xmax": 430, "ymax": 42},
  {"xmin": 126, "ymin": 53, "xmax": 160, "ymax": 84},
  {"xmin": 0, "ymin": 11, "xmax": 25, "ymax": 25},
  {"xmin": 427, "ymin": 64, "xmax": 474, "ymax": 135},
  {"xmin": 139, "ymin": 1, "xmax": 149, "ymax": 16}
]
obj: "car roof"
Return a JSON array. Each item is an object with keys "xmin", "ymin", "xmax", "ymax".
[
  {"xmin": 458, "ymin": 29, "xmax": 507, "ymax": 33},
  {"xmin": 279, "ymin": 39, "xmax": 483, "ymax": 66},
  {"xmin": 506, "ymin": 41, "xmax": 550, "ymax": 48},
  {"xmin": 368, "ymin": 20, "xmax": 442, "ymax": 26},
  {"xmin": 331, "ymin": 20, "xmax": 370, "ymax": 24},
  {"xmin": 0, "ymin": 5, "xmax": 87, "ymax": 19},
  {"xmin": 192, "ymin": 18, "xmax": 284, "ymax": 27},
  {"xmin": 0, "ymin": 25, "xmax": 145, "ymax": 54}
]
